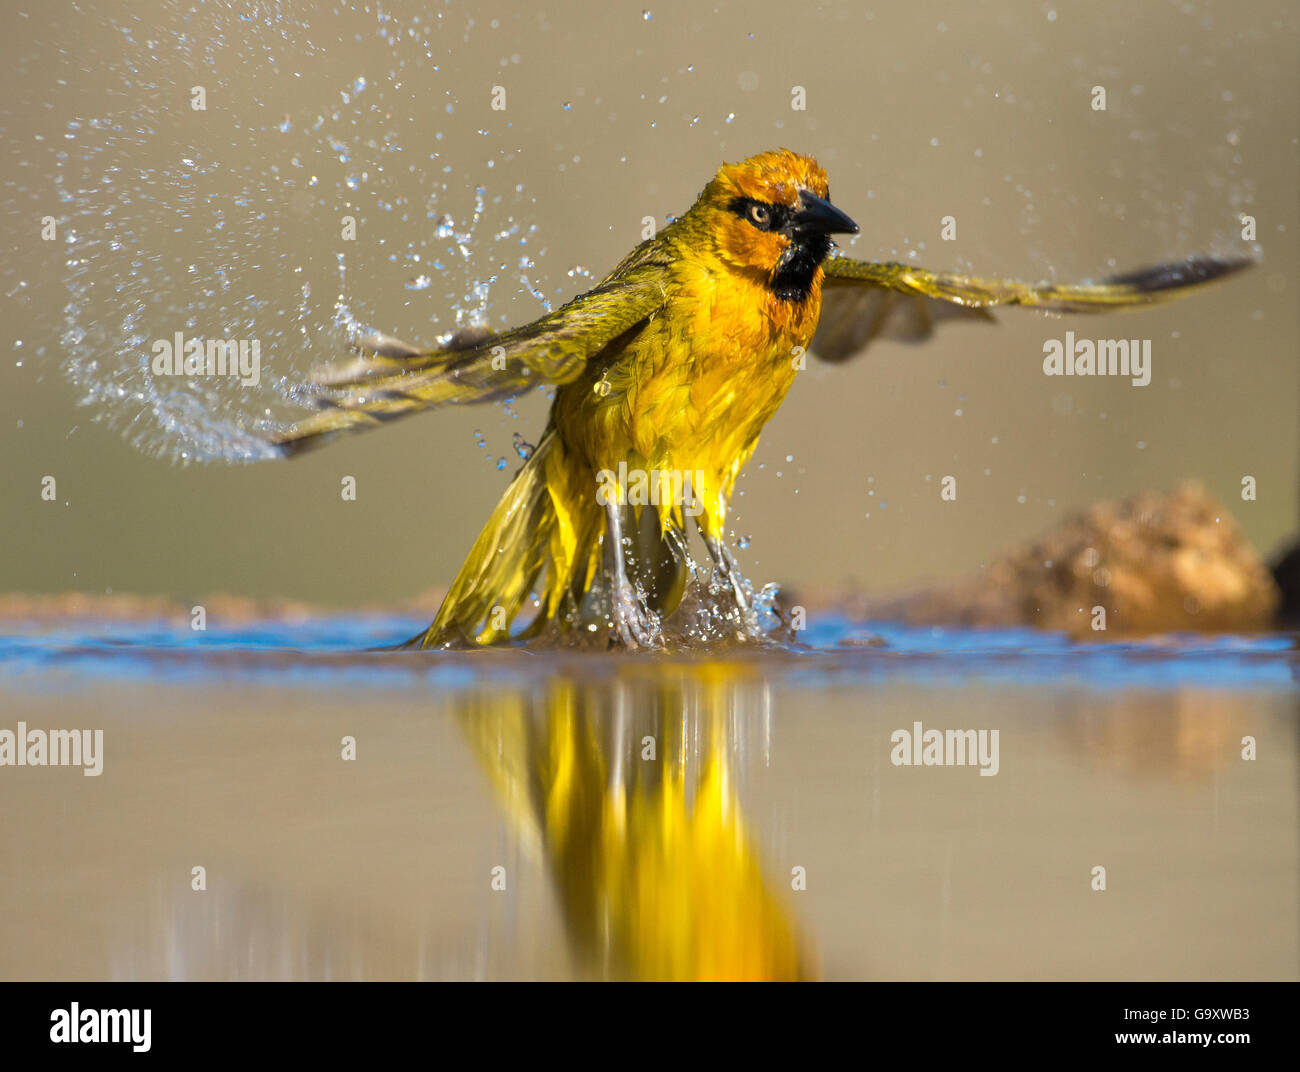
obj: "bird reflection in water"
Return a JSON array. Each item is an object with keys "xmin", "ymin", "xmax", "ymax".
[{"xmin": 455, "ymin": 659, "xmax": 814, "ymax": 981}]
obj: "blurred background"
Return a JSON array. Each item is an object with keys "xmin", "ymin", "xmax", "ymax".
[{"xmin": 1, "ymin": 0, "xmax": 1296, "ymax": 605}]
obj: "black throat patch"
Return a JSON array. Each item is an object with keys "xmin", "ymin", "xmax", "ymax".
[{"xmin": 771, "ymin": 233, "xmax": 832, "ymax": 303}]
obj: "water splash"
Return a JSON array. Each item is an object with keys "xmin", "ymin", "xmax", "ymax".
[{"xmin": 52, "ymin": 5, "xmax": 542, "ymax": 465}]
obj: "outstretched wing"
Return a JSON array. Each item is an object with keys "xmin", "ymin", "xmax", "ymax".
[
  {"xmin": 272, "ymin": 263, "xmax": 668, "ymax": 455},
  {"xmin": 812, "ymin": 254, "xmax": 1254, "ymax": 363}
]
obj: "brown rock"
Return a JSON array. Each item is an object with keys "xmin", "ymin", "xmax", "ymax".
[{"xmin": 850, "ymin": 482, "xmax": 1280, "ymax": 637}]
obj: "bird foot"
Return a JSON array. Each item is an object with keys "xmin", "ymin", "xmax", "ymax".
[{"xmin": 609, "ymin": 580, "xmax": 661, "ymax": 649}]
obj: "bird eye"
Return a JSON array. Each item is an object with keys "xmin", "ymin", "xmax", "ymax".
[{"xmin": 747, "ymin": 203, "xmax": 771, "ymax": 228}]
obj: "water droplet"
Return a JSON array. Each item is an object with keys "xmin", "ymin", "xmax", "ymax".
[{"xmin": 512, "ymin": 432, "xmax": 535, "ymax": 461}]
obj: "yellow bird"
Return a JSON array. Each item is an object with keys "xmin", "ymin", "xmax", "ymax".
[
  {"xmin": 272, "ymin": 149, "xmax": 1250, "ymax": 648},
  {"xmin": 456, "ymin": 664, "xmax": 811, "ymax": 980}
]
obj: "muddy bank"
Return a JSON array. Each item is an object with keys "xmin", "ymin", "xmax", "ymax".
[
  {"xmin": 0, "ymin": 589, "xmax": 446, "ymax": 627},
  {"xmin": 2, "ymin": 484, "xmax": 1292, "ymax": 640},
  {"xmin": 807, "ymin": 483, "xmax": 1287, "ymax": 637}
]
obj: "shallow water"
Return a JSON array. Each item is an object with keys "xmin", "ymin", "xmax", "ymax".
[{"xmin": 1, "ymin": 618, "xmax": 1296, "ymax": 980}]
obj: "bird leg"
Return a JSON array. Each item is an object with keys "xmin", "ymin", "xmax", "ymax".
[{"xmin": 603, "ymin": 501, "xmax": 660, "ymax": 649}]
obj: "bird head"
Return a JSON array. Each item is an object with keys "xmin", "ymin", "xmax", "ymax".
[{"xmin": 694, "ymin": 149, "xmax": 858, "ymax": 302}]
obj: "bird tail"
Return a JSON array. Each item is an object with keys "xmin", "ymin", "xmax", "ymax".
[{"xmin": 410, "ymin": 429, "xmax": 604, "ymax": 648}]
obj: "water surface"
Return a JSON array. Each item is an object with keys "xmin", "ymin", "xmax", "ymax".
[{"xmin": 1, "ymin": 618, "xmax": 1296, "ymax": 980}]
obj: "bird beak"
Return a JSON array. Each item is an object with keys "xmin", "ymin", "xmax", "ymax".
[{"xmin": 791, "ymin": 193, "xmax": 859, "ymax": 236}]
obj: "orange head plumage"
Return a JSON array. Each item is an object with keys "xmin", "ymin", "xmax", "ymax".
[{"xmin": 688, "ymin": 149, "xmax": 858, "ymax": 302}]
